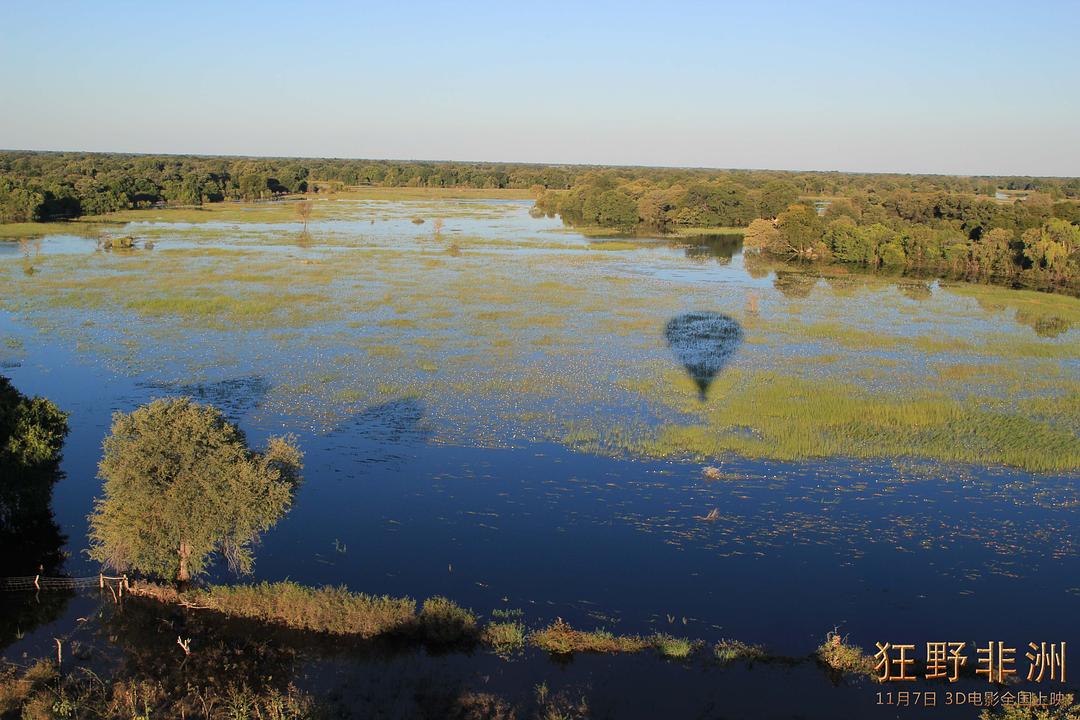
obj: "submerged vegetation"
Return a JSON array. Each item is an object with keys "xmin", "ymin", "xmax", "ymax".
[
  {"xmin": 570, "ymin": 367, "xmax": 1080, "ymax": 472},
  {"xmin": 0, "ymin": 195, "xmax": 1076, "ymax": 474},
  {"xmin": 713, "ymin": 639, "xmax": 767, "ymax": 664},
  {"xmin": 0, "ymin": 658, "xmax": 321, "ymax": 720}
]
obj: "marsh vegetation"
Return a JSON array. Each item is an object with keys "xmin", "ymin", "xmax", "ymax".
[{"xmin": 0, "ymin": 190, "xmax": 1077, "ymax": 719}]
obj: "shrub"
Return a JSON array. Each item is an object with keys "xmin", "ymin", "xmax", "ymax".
[
  {"xmin": 196, "ymin": 581, "xmax": 417, "ymax": 638},
  {"xmin": 816, "ymin": 631, "xmax": 875, "ymax": 677},
  {"xmin": 530, "ymin": 619, "xmax": 648, "ymax": 655},
  {"xmin": 418, "ymin": 596, "xmax": 479, "ymax": 645},
  {"xmin": 482, "ymin": 621, "xmax": 526, "ymax": 657}
]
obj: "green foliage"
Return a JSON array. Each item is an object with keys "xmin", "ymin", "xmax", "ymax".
[
  {"xmin": 1022, "ymin": 218, "xmax": 1080, "ymax": 271},
  {"xmin": 756, "ymin": 180, "xmax": 799, "ymax": 218},
  {"xmin": 418, "ymin": 596, "xmax": 480, "ymax": 645},
  {"xmin": 483, "ymin": 620, "xmax": 526, "ymax": 657},
  {"xmin": 87, "ymin": 397, "xmax": 303, "ymax": 581},
  {"xmin": 0, "ymin": 376, "xmax": 68, "ymax": 468},
  {"xmin": 775, "ymin": 203, "xmax": 826, "ymax": 258},
  {"xmin": 0, "ymin": 151, "xmax": 571, "ymax": 222},
  {"xmin": 648, "ymin": 633, "xmax": 696, "ymax": 658},
  {"xmin": 713, "ymin": 639, "xmax": 767, "ymax": 664},
  {"xmin": 530, "ymin": 619, "xmax": 649, "ymax": 655},
  {"xmin": 195, "ymin": 581, "xmax": 417, "ymax": 638}
]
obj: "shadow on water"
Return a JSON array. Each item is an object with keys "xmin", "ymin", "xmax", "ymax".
[
  {"xmin": 0, "ymin": 450, "xmax": 72, "ymax": 651},
  {"xmin": 139, "ymin": 374, "xmax": 270, "ymax": 421},
  {"xmin": 335, "ymin": 397, "xmax": 430, "ymax": 444},
  {"xmin": 664, "ymin": 312, "xmax": 743, "ymax": 401},
  {"xmin": 331, "ymin": 398, "xmax": 433, "ymax": 467}
]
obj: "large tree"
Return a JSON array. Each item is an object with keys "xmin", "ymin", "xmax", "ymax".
[{"xmin": 88, "ymin": 398, "xmax": 302, "ymax": 582}]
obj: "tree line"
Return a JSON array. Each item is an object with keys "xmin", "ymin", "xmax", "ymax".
[
  {"xmin": 534, "ymin": 170, "xmax": 1080, "ymax": 292},
  {"xmin": 3, "ymin": 149, "xmax": 1079, "ymax": 226},
  {"xmin": 0, "ymin": 151, "xmax": 579, "ymax": 223}
]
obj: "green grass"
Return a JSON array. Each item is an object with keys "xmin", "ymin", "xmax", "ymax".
[
  {"xmin": 713, "ymin": 639, "xmax": 767, "ymax": 664},
  {"xmin": 0, "ymin": 221, "xmax": 115, "ymax": 239},
  {"xmin": 190, "ymin": 581, "xmax": 417, "ymax": 638},
  {"xmin": 2, "ymin": 196, "xmax": 1077, "ymax": 473},
  {"xmin": 529, "ymin": 619, "xmax": 649, "ymax": 655},
  {"xmin": 648, "ymin": 633, "xmax": 696, "ymax": 658},
  {"xmin": 418, "ymin": 596, "xmax": 480, "ymax": 644},
  {"xmin": 571, "ymin": 368, "xmax": 1080, "ymax": 472},
  {"xmin": 482, "ymin": 620, "xmax": 527, "ymax": 657}
]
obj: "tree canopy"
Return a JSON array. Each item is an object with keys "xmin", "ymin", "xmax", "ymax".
[
  {"xmin": 88, "ymin": 397, "xmax": 302, "ymax": 582},
  {"xmin": 0, "ymin": 376, "xmax": 69, "ymax": 578}
]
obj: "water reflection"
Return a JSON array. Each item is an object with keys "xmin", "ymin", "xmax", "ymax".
[
  {"xmin": 664, "ymin": 312, "xmax": 743, "ymax": 400},
  {"xmin": 677, "ymin": 233, "xmax": 741, "ymax": 264},
  {"xmin": 0, "ymin": 427, "xmax": 70, "ymax": 650}
]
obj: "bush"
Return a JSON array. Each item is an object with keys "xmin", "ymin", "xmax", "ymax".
[
  {"xmin": 530, "ymin": 619, "xmax": 648, "ymax": 655},
  {"xmin": 482, "ymin": 621, "xmax": 526, "ymax": 657},
  {"xmin": 816, "ymin": 631, "xmax": 875, "ymax": 677},
  {"xmin": 418, "ymin": 596, "xmax": 479, "ymax": 645},
  {"xmin": 0, "ymin": 376, "xmax": 69, "ymax": 468},
  {"xmin": 199, "ymin": 581, "xmax": 417, "ymax": 638},
  {"xmin": 649, "ymin": 634, "xmax": 695, "ymax": 659}
]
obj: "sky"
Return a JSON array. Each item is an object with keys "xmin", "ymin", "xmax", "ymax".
[{"xmin": 1, "ymin": 0, "xmax": 1078, "ymax": 176}]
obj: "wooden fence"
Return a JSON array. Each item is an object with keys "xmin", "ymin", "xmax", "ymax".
[{"xmin": 0, "ymin": 574, "xmax": 128, "ymax": 593}]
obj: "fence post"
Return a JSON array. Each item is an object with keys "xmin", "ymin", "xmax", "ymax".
[{"xmin": 99, "ymin": 573, "xmax": 104, "ymax": 589}]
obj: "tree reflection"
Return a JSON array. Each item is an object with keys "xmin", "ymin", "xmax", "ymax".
[{"xmin": 0, "ymin": 377, "xmax": 71, "ymax": 650}]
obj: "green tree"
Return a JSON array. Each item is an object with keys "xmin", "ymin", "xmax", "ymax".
[
  {"xmin": 756, "ymin": 180, "xmax": 799, "ymax": 218},
  {"xmin": 774, "ymin": 204, "xmax": 825, "ymax": 258},
  {"xmin": 592, "ymin": 189, "xmax": 638, "ymax": 227},
  {"xmin": 1022, "ymin": 218, "xmax": 1080, "ymax": 271},
  {"xmin": 0, "ymin": 376, "xmax": 68, "ymax": 468},
  {"xmin": 742, "ymin": 218, "xmax": 780, "ymax": 254},
  {"xmin": 88, "ymin": 398, "xmax": 302, "ymax": 582}
]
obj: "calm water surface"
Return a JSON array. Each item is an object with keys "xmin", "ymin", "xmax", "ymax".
[{"xmin": 1, "ymin": 199, "xmax": 1077, "ymax": 717}]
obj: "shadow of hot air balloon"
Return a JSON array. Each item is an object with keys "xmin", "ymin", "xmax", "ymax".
[{"xmin": 664, "ymin": 312, "xmax": 743, "ymax": 401}]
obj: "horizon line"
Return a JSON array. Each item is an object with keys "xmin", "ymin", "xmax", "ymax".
[{"xmin": 2, "ymin": 146, "xmax": 1075, "ymax": 181}]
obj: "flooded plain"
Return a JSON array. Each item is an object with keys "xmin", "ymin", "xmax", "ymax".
[{"xmin": 1, "ymin": 197, "xmax": 1078, "ymax": 717}]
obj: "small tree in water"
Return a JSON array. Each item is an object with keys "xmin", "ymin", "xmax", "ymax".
[{"xmin": 88, "ymin": 397, "xmax": 302, "ymax": 582}]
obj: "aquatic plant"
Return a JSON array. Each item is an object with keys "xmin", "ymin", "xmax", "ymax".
[
  {"xmin": 185, "ymin": 581, "xmax": 417, "ymax": 639},
  {"xmin": 482, "ymin": 620, "xmax": 526, "ymax": 657},
  {"xmin": 713, "ymin": 639, "xmax": 767, "ymax": 664},
  {"xmin": 816, "ymin": 631, "xmax": 875, "ymax": 677},
  {"xmin": 648, "ymin": 633, "xmax": 696, "ymax": 659},
  {"xmin": 0, "ymin": 660, "xmax": 320, "ymax": 720},
  {"xmin": 530, "ymin": 619, "xmax": 648, "ymax": 655},
  {"xmin": 418, "ymin": 596, "xmax": 480, "ymax": 645}
]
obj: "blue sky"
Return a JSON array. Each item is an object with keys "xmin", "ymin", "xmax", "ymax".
[{"xmin": 2, "ymin": 0, "xmax": 1077, "ymax": 175}]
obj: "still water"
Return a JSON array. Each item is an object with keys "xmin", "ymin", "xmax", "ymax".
[{"xmin": 1, "ymin": 198, "xmax": 1077, "ymax": 717}]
